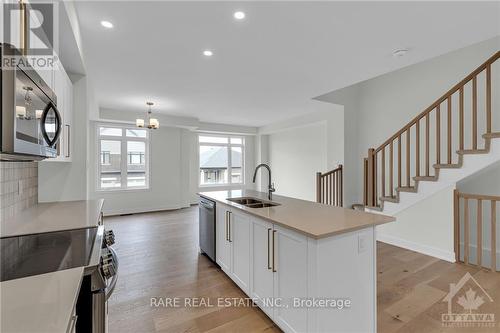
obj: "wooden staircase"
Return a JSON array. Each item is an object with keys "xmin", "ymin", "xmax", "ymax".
[{"xmin": 363, "ymin": 51, "xmax": 500, "ymax": 213}]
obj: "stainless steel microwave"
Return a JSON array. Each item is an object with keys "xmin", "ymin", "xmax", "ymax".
[{"xmin": 1, "ymin": 44, "xmax": 62, "ymax": 161}]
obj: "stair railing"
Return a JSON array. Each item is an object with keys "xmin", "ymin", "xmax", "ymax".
[
  {"xmin": 454, "ymin": 190, "xmax": 499, "ymax": 271},
  {"xmin": 364, "ymin": 51, "xmax": 500, "ymax": 208},
  {"xmin": 316, "ymin": 165, "xmax": 343, "ymax": 206}
]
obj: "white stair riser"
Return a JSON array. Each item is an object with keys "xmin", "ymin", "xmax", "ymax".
[{"xmin": 368, "ymin": 137, "xmax": 500, "ymax": 216}]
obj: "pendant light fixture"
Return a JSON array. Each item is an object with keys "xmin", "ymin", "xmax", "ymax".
[{"xmin": 136, "ymin": 102, "xmax": 159, "ymax": 129}]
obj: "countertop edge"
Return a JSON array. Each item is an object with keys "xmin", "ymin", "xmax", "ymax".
[{"xmin": 198, "ymin": 192, "xmax": 395, "ymax": 239}]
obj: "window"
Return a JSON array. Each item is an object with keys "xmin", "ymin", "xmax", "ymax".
[
  {"xmin": 199, "ymin": 135, "xmax": 244, "ymax": 186},
  {"xmin": 97, "ymin": 125, "xmax": 149, "ymax": 190},
  {"xmin": 100, "ymin": 151, "xmax": 111, "ymax": 165}
]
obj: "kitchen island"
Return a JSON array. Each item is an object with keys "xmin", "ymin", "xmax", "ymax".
[{"xmin": 199, "ymin": 190, "xmax": 395, "ymax": 333}]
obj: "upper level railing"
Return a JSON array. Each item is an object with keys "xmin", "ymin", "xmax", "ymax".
[
  {"xmin": 364, "ymin": 51, "xmax": 500, "ymax": 208},
  {"xmin": 454, "ymin": 190, "xmax": 499, "ymax": 271},
  {"xmin": 316, "ymin": 165, "xmax": 343, "ymax": 207}
]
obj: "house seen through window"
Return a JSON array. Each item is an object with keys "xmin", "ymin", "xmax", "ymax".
[{"xmin": 199, "ymin": 135, "xmax": 244, "ymax": 186}]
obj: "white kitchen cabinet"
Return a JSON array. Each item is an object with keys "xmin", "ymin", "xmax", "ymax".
[
  {"xmin": 249, "ymin": 217, "xmax": 274, "ymax": 319},
  {"xmin": 215, "ymin": 205, "xmax": 251, "ymax": 293},
  {"xmin": 61, "ymin": 71, "xmax": 73, "ymax": 160},
  {"xmin": 273, "ymin": 225, "xmax": 308, "ymax": 333},
  {"xmin": 216, "ymin": 203, "xmax": 231, "ymax": 273},
  {"xmin": 248, "ymin": 218, "xmax": 308, "ymax": 333},
  {"xmin": 229, "ymin": 210, "xmax": 250, "ymax": 293}
]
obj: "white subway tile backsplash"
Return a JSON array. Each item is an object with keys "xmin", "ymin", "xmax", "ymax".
[{"xmin": 0, "ymin": 161, "xmax": 38, "ymax": 222}]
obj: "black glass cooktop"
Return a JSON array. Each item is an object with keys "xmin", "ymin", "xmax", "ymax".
[{"xmin": 1, "ymin": 228, "xmax": 97, "ymax": 282}]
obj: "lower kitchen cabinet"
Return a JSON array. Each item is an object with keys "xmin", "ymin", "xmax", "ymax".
[
  {"xmin": 249, "ymin": 217, "xmax": 274, "ymax": 318},
  {"xmin": 215, "ymin": 203, "xmax": 252, "ymax": 295},
  {"xmin": 272, "ymin": 225, "xmax": 308, "ymax": 333},
  {"xmin": 229, "ymin": 210, "xmax": 250, "ymax": 293},
  {"xmin": 216, "ymin": 203, "xmax": 231, "ymax": 273},
  {"xmin": 250, "ymin": 219, "xmax": 308, "ymax": 333}
]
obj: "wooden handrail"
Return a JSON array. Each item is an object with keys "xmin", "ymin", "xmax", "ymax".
[
  {"xmin": 454, "ymin": 190, "xmax": 499, "ymax": 271},
  {"xmin": 456, "ymin": 192, "xmax": 500, "ymax": 202},
  {"xmin": 374, "ymin": 51, "xmax": 499, "ymax": 154},
  {"xmin": 316, "ymin": 165, "xmax": 343, "ymax": 206},
  {"xmin": 364, "ymin": 51, "xmax": 500, "ymax": 208}
]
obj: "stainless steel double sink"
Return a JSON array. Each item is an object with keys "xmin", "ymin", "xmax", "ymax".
[{"xmin": 226, "ymin": 197, "xmax": 280, "ymax": 208}]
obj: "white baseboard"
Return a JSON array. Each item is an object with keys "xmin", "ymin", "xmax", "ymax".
[{"xmin": 377, "ymin": 233, "xmax": 456, "ymax": 263}]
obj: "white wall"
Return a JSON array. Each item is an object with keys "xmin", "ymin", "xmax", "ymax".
[
  {"xmin": 258, "ymin": 103, "xmax": 344, "ymax": 202},
  {"xmin": 458, "ymin": 161, "xmax": 500, "ymax": 196},
  {"xmin": 376, "ymin": 184, "xmax": 456, "ymax": 262},
  {"xmin": 268, "ymin": 122, "xmax": 327, "ymax": 201}
]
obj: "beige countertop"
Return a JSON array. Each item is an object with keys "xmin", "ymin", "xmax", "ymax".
[
  {"xmin": 0, "ymin": 267, "xmax": 84, "ymax": 333},
  {"xmin": 0, "ymin": 199, "xmax": 104, "ymax": 238},
  {"xmin": 199, "ymin": 190, "xmax": 395, "ymax": 239}
]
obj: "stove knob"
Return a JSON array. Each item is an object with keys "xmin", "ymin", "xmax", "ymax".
[
  {"xmin": 102, "ymin": 262, "xmax": 116, "ymax": 279},
  {"xmin": 104, "ymin": 230, "xmax": 115, "ymax": 246},
  {"xmin": 101, "ymin": 251, "xmax": 113, "ymax": 265}
]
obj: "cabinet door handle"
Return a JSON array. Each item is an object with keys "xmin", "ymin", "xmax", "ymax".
[
  {"xmin": 272, "ymin": 230, "xmax": 277, "ymax": 272},
  {"xmin": 267, "ymin": 228, "xmax": 272, "ymax": 270},
  {"xmin": 228, "ymin": 212, "xmax": 232, "ymax": 243},
  {"xmin": 225, "ymin": 211, "xmax": 228, "ymax": 241},
  {"xmin": 65, "ymin": 124, "xmax": 70, "ymax": 158}
]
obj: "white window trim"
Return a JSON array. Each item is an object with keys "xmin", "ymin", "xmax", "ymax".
[
  {"xmin": 198, "ymin": 133, "xmax": 245, "ymax": 187},
  {"xmin": 96, "ymin": 123, "xmax": 151, "ymax": 192}
]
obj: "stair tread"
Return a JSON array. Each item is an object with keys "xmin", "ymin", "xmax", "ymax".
[
  {"xmin": 365, "ymin": 205, "xmax": 383, "ymax": 211},
  {"xmin": 413, "ymin": 176, "xmax": 437, "ymax": 181},
  {"xmin": 396, "ymin": 186, "xmax": 417, "ymax": 192},
  {"xmin": 433, "ymin": 163, "xmax": 461, "ymax": 169},
  {"xmin": 456, "ymin": 149, "xmax": 488, "ymax": 155},
  {"xmin": 483, "ymin": 132, "xmax": 500, "ymax": 139},
  {"xmin": 380, "ymin": 196, "xmax": 399, "ymax": 203}
]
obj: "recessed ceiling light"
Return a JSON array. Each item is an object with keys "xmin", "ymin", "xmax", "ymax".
[
  {"xmin": 203, "ymin": 50, "xmax": 213, "ymax": 57},
  {"xmin": 101, "ymin": 20, "xmax": 113, "ymax": 29},
  {"xmin": 393, "ymin": 48, "xmax": 409, "ymax": 57},
  {"xmin": 234, "ymin": 11, "xmax": 246, "ymax": 20}
]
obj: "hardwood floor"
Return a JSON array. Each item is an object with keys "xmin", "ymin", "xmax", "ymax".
[{"xmin": 106, "ymin": 206, "xmax": 500, "ymax": 333}]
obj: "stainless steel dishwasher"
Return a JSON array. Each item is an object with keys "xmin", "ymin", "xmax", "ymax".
[{"xmin": 199, "ymin": 197, "xmax": 216, "ymax": 262}]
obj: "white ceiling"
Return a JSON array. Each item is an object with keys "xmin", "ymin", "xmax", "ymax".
[{"xmin": 75, "ymin": 1, "xmax": 499, "ymax": 127}]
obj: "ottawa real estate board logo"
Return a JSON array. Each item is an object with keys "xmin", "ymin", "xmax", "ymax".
[{"xmin": 442, "ymin": 272, "xmax": 495, "ymax": 328}]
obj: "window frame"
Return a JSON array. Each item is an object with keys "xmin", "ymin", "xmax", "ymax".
[
  {"xmin": 198, "ymin": 133, "xmax": 245, "ymax": 187},
  {"xmin": 96, "ymin": 123, "xmax": 151, "ymax": 192}
]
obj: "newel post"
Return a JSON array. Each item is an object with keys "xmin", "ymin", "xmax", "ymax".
[{"xmin": 367, "ymin": 148, "xmax": 375, "ymax": 207}]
